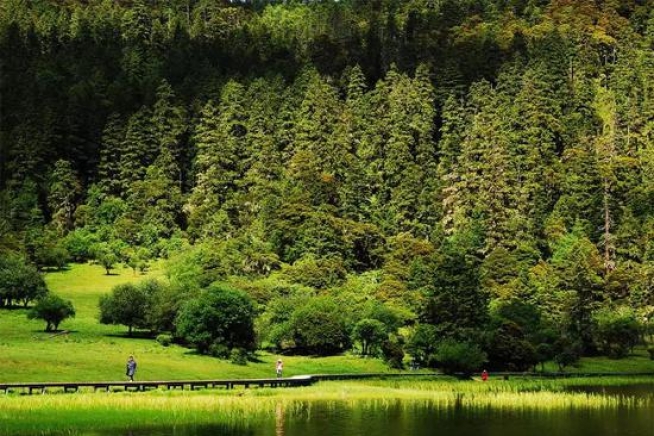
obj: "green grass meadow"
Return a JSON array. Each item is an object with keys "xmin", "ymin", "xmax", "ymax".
[
  {"xmin": 0, "ymin": 262, "xmax": 652, "ymax": 383},
  {"xmin": 0, "ymin": 262, "xmax": 390, "ymax": 382}
]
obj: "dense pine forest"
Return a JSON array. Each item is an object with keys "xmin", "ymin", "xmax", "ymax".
[{"xmin": 1, "ymin": 0, "xmax": 654, "ymax": 371}]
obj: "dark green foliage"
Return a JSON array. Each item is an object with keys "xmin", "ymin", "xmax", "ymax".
[
  {"xmin": 485, "ymin": 320, "xmax": 538, "ymax": 371},
  {"xmin": 0, "ymin": 253, "xmax": 48, "ymax": 308},
  {"xmin": 406, "ymin": 324, "xmax": 439, "ymax": 367},
  {"xmin": 99, "ymin": 283, "xmax": 149, "ymax": 336},
  {"xmin": 27, "ymin": 294, "xmax": 75, "ymax": 332},
  {"xmin": 553, "ymin": 337, "xmax": 583, "ymax": 371},
  {"xmin": 435, "ymin": 340, "xmax": 487, "ymax": 375},
  {"xmin": 175, "ymin": 284, "xmax": 257, "ymax": 355},
  {"xmin": 592, "ymin": 306, "xmax": 641, "ymax": 358},
  {"xmin": 352, "ymin": 318, "xmax": 387, "ymax": 356},
  {"xmin": 381, "ymin": 336, "xmax": 405, "ymax": 370},
  {"xmin": 420, "ymin": 232, "xmax": 489, "ymax": 338},
  {"xmin": 230, "ymin": 348, "xmax": 249, "ymax": 366},
  {"xmin": 2, "ymin": 0, "xmax": 654, "ymax": 363}
]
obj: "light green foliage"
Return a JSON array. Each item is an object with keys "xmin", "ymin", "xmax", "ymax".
[
  {"xmin": 91, "ymin": 243, "xmax": 120, "ymax": 275},
  {"xmin": 27, "ymin": 293, "xmax": 75, "ymax": 332},
  {"xmin": 287, "ymin": 296, "xmax": 351, "ymax": 356}
]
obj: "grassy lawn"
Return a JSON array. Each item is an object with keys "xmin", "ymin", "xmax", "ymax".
[
  {"xmin": 0, "ymin": 263, "xmax": 389, "ymax": 382},
  {"xmin": 0, "ymin": 262, "xmax": 652, "ymax": 383}
]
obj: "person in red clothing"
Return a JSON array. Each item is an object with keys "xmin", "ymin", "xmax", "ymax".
[{"xmin": 481, "ymin": 369, "xmax": 489, "ymax": 382}]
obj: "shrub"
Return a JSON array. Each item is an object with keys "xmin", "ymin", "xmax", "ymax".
[
  {"xmin": 99, "ymin": 283, "xmax": 149, "ymax": 336},
  {"xmin": 648, "ymin": 347, "xmax": 654, "ymax": 360},
  {"xmin": 553, "ymin": 337, "xmax": 582, "ymax": 371},
  {"xmin": 435, "ymin": 340, "xmax": 487, "ymax": 375},
  {"xmin": 176, "ymin": 284, "xmax": 257, "ymax": 355},
  {"xmin": 406, "ymin": 324, "xmax": 439, "ymax": 367},
  {"xmin": 352, "ymin": 318, "xmax": 387, "ymax": 356},
  {"xmin": 283, "ymin": 256, "xmax": 347, "ymax": 289},
  {"xmin": 0, "ymin": 253, "xmax": 48, "ymax": 307},
  {"xmin": 381, "ymin": 336, "xmax": 405, "ymax": 369},
  {"xmin": 592, "ymin": 306, "xmax": 641, "ymax": 358},
  {"xmin": 289, "ymin": 296, "xmax": 350, "ymax": 355},
  {"xmin": 230, "ymin": 348, "xmax": 249, "ymax": 365},
  {"xmin": 209, "ymin": 343, "xmax": 231, "ymax": 359},
  {"xmin": 27, "ymin": 294, "xmax": 75, "ymax": 331},
  {"xmin": 485, "ymin": 320, "xmax": 538, "ymax": 371},
  {"xmin": 156, "ymin": 334, "xmax": 172, "ymax": 347}
]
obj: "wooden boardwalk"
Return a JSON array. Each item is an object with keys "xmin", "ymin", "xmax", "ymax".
[
  {"xmin": 0, "ymin": 375, "xmax": 314, "ymax": 395},
  {"xmin": 2, "ymin": 371, "xmax": 653, "ymax": 395}
]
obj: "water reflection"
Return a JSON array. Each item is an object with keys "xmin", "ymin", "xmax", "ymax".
[
  {"xmin": 276, "ymin": 402, "xmax": 285, "ymax": 436},
  {"xmin": 83, "ymin": 401, "xmax": 654, "ymax": 436}
]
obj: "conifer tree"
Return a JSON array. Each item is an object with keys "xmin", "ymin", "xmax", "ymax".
[
  {"xmin": 98, "ymin": 113, "xmax": 125, "ymax": 197},
  {"xmin": 47, "ymin": 160, "xmax": 81, "ymax": 233},
  {"xmin": 151, "ymin": 80, "xmax": 187, "ymax": 185},
  {"xmin": 120, "ymin": 106, "xmax": 157, "ymax": 196},
  {"xmin": 187, "ymin": 80, "xmax": 249, "ymax": 236}
]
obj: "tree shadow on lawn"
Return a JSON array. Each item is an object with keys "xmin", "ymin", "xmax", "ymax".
[
  {"xmin": 31, "ymin": 329, "xmax": 79, "ymax": 336},
  {"xmin": 104, "ymin": 332, "xmax": 156, "ymax": 340}
]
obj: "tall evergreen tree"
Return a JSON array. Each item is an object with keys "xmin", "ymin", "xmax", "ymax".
[{"xmin": 47, "ymin": 160, "xmax": 81, "ymax": 233}]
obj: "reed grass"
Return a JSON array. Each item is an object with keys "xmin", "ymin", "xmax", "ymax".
[{"xmin": 1, "ymin": 378, "xmax": 652, "ymax": 435}]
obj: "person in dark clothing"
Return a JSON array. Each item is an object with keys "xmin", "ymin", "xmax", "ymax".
[{"xmin": 126, "ymin": 355, "xmax": 137, "ymax": 381}]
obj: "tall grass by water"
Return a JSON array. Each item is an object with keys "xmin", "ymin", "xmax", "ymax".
[{"xmin": 1, "ymin": 378, "xmax": 652, "ymax": 435}]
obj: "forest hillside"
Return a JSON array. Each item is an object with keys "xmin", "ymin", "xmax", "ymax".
[{"xmin": 1, "ymin": 0, "xmax": 654, "ymax": 371}]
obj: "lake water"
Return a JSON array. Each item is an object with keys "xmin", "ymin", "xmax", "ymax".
[{"xmin": 86, "ymin": 398, "xmax": 654, "ymax": 436}]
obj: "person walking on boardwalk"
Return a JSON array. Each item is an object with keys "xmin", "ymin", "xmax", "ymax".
[
  {"xmin": 126, "ymin": 355, "xmax": 137, "ymax": 382},
  {"xmin": 276, "ymin": 359, "xmax": 283, "ymax": 378},
  {"xmin": 481, "ymin": 369, "xmax": 489, "ymax": 382}
]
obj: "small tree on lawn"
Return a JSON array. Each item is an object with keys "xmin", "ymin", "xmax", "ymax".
[
  {"xmin": 0, "ymin": 253, "xmax": 48, "ymax": 307},
  {"xmin": 28, "ymin": 294, "xmax": 75, "ymax": 331},
  {"xmin": 92, "ymin": 243, "xmax": 118, "ymax": 275},
  {"xmin": 99, "ymin": 283, "xmax": 148, "ymax": 335},
  {"xmin": 352, "ymin": 318, "xmax": 387, "ymax": 356}
]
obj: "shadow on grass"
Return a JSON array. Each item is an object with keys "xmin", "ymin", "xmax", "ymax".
[
  {"xmin": 0, "ymin": 305, "xmax": 30, "ymax": 311},
  {"xmin": 40, "ymin": 265, "xmax": 72, "ymax": 273},
  {"xmin": 31, "ymin": 330, "xmax": 81, "ymax": 340},
  {"xmin": 104, "ymin": 332, "xmax": 156, "ymax": 340}
]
